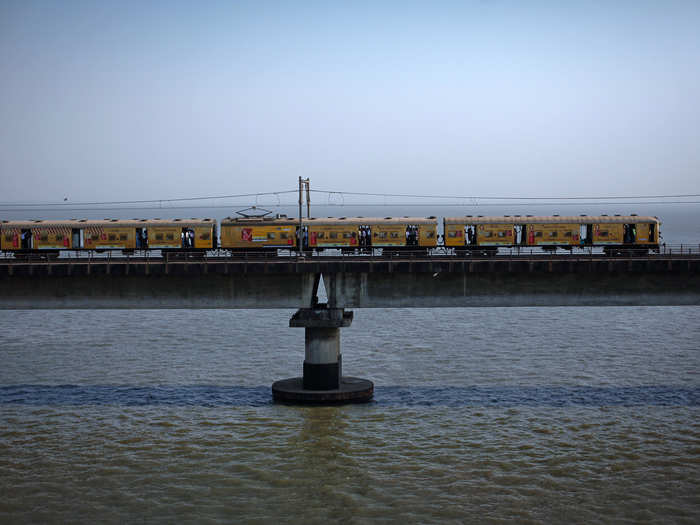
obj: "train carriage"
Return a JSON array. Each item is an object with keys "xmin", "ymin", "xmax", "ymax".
[
  {"xmin": 444, "ymin": 215, "xmax": 660, "ymax": 254},
  {"xmin": 1, "ymin": 220, "xmax": 95, "ymax": 254},
  {"xmin": 146, "ymin": 218, "xmax": 217, "ymax": 251},
  {"xmin": 0, "ymin": 218, "xmax": 217, "ymax": 255},
  {"xmin": 220, "ymin": 216, "xmax": 297, "ymax": 251},
  {"xmin": 305, "ymin": 217, "xmax": 438, "ymax": 252}
]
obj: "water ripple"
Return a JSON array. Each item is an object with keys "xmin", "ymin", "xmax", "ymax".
[{"xmin": 2, "ymin": 384, "xmax": 699, "ymax": 407}]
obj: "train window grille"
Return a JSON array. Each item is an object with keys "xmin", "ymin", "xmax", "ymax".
[
  {"xmin": 156, "ymin": 234, "xmax": 164, "ymax": 241},
  {"xmin": 279, "ymin": 233, "xmax": 287, "ymax": 239},
  {"xmin": 120, "ymin": 234, "xmax": 127, "ymax": 240},
  {"xmin": 108, "ymin": 234, "xmax": 117, "ymax": 241},
  {"xmin": 390, "ymin": 232, "xmax": 399, "ymax": 238},
  {"xmin": 549, "ymin": 231, "xmax": 558, "ymax": 238},
  {"xmin": 329, "ymin": 232, "xmax": 338, "ymax": 239},
  {"xmin": 166, "ymin": 234, "xmax": 174, "ymax": 241},
  {"xmin": 564, "ymin": 231, "xmax": 572, "ymax": 237},
  {"xmin": 376, "ymin": 232, "xmax": 387, "ymax": 239}
]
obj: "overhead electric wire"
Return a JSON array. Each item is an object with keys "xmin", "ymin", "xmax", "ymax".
[
  {"xmin": 310, "ymin": 189, "xmax": 700, "ymax": 201},
  {"xmin": 0, "ymin": 190, "xmax": 298, "ymax": 207},
  {"xmin": 1, "ymin": 201, "xmax": 699, "ymax": 214},
  {"xmin": 2, "ymin": 187, "xmax": 699, "ymax": 213}
]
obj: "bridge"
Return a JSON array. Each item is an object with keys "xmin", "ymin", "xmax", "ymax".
[{"xmin": 2, "ymin": 253, "xmax": 699, "ymax": 403}]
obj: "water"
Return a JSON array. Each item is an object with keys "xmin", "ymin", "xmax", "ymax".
[{"xmin": 1, "ymin": 307, "xmax": 699, "ymax": 523}]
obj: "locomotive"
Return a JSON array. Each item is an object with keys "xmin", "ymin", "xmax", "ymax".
[{"xmin": 0, "ymin": 213, "xmax": 660, "ymax": 257}]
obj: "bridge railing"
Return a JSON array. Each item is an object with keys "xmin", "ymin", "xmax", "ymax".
[{"xmin": 1, "ymin": 243, "xmax": 699, "ymax": 261}]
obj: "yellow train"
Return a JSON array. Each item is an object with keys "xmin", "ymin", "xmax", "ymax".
[
  {"xmin": 0, "ymin": 218, "xmax": 218, "ymax": 255},
  {"xmin": 0, "ymin": 213, "xmax": 660, "ymax": 256},
  {"xmin": 444, "ymin": 214, "xmax": 660, "ymax": 255}
]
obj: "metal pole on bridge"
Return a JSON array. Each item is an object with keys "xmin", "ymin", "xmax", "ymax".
[{"xmin": 298, "ymin": 177, "xmax": 309, "ymax": 255}]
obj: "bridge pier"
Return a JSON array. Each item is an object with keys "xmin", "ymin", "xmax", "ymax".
[{"xmin": 271, "ymin": 305, "xmax": 374, "ymax": 404}]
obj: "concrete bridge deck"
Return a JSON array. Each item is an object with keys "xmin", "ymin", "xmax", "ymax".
[{"xmin": 1, "ymin": 254, "xmax": 699, "ymax": 309}]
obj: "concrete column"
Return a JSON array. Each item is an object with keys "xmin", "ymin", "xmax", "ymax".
[
  {"xmin": 290, "ymin": 307, "xmax": 351, "ymax": 390},
  {"xmin": 303, "ymin": 327, "xmax": 342, "ymax": 390},
  {"xmin": 272, "ymin": 306, "xmax": 373, "ymax": 403}
]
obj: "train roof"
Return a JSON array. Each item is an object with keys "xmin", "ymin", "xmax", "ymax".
[
  {"xmin": 444, "ymin": 215, "xmax": 660, "ymax": 225},
  {"xmin": 303, "ymin": 216, "xmax": 438, "ymax": 226},
  {"xmin": 221, "ymin": 216, "xmax": 299, "ymax": 225},
  {"xmin": 222, "ymin": 216, "xmax": 438, "ymax": 226},
  {"xmin": 0, "ymin": 218, "xmax": 216, "ymax": 228}
]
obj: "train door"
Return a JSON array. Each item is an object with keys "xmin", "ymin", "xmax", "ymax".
[
  {"xmin": 465, "ymin": 225, "xmax": 476, "ymax": 245},
  {"xmin": 649, "ymin": 223, "xmax": 656, "ymax": 243},
  {"xmin": 20, "ymin": 229, "xmax": 32, "ymax": 249},
  {"xmin": 579, "ymin": 225, "xmax": 587, "ymax": 246},
  {"xmin": 623, "ymin": 224, "xmax": 636, "ymax": 244},
  {"xmin": 71, "ymin": 229, "xmax": 81, "ymax": 249}
]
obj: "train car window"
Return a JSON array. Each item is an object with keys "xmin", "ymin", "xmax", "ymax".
[
  {"xmin": 4, "ymin": 234, "xmax": 12, "ymax": 242},
  {"xmin": 390, "ymin": 232, "xmax": 399, "ymax": 238},
  {"xmin": 56, "ymin": 234, "xmax": 63, "ymax": 241},
  {"xmin": 279, "ymin": 233, "xmax": 287, "ymax": 239},
  {"xmin": 156, "ymin": 234, "xmax": 164, "ymax": 241},
  {"xmin": 166, "ymin": 234, "xmax": 174, "ymax": 240},
  {"xmin": 201, "ymin": 233, "xmax": 211, "ymax": 240},
  {"xmin": 564, "ymin": 231, "xmax": 572, "ymax": 237},
  {"xmin": 40, "ymin": 235, "xmax": 48, "ymax": 241},
  {"xmin": 377, "ymin": 232, "xmax": 387, "ymax": 239},
  {"xmin": 483, "ymin": 232, "xmax": 493, "ymax": 238},
  {"xmin": 448, "ymin": 231, "xmax": 457, "ymax": 238},
  {"xmin": 535, "ymin": 232, "xmax": 543, "ymax": 237},
  {"xmin": 498, "ymin": 231, "xmax": 505, "ymax": 237},
  {"xmin": 108, "ymin": 234, "xmax": 117, "ymax": 241},
  {"xmin": 330, "ymin": 232, "xmax": 337, "ymax": 239},
  {"xmin": 549, "ymin": 232, "xmax": 558, "ymax": 238},
  {"xmin": 426, "ymin": 232, "xmax": 435, "ymax": 238},
  {"xmin": 342, "ymin": 232, "xmax": 352, "ymax": 239},
  {"xmin": 268, "ymin": 232, "xmax": 276, "ymax": 239},
  {"xmin": 599, "ymin": 231, "xmax": 608, "ymax": 237},
  {"xmin": 120, "ymin": 234, "xmax": 127, "ymax": 240},
  {"xmin": 317, "ymin": 232, "xmax": 325, "ymax": 239},
  {"xmin": 351, "ymin": 232, "xmax": 357, "ymax": 238}
]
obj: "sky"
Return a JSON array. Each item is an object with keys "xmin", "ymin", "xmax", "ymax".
[{"xmin": 1, "ymin": 0, "xmax": 699, "ymax": 204}]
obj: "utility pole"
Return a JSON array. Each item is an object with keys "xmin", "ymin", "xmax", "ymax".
[
  {"xmin": 305, "ymin": 179, "xmax": 311, "ymax": 218},
  {"xmin": 298, "ymin": 177, "xmax": 310, "ymax": 253}
]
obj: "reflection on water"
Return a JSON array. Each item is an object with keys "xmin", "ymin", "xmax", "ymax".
[{"xmin": 1, "ymin": 307, "xmax": 699, "ymax": 522}]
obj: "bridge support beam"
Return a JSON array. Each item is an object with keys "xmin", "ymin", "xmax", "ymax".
[{"xmin": 271, "ymin": 306, "xmax": 373, "ymax": 404}]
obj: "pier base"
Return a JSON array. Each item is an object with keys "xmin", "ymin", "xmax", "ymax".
[{"xmin": 272, "ymin": 306, "xmax": 374, "ymax": 404}]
